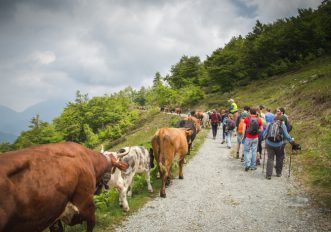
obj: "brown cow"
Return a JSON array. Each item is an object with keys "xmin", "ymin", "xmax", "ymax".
[
  {"xmin": 175, "ymin": 107, "xmax": 182, "ymax": 115},
  {"xmin": 0, "ymin": 142, "xmax": 128, "ymax": 232},
  {"xmin": 150, "ymin": 128, "xmax": 193, "ymax": 198},
  {"xmin": 184, "ymin": 116, "xmax": 201, "ymax": 133}
]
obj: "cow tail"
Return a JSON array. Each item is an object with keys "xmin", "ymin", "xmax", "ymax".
[{"xmin": 149, "ymin": 148, "xmax": 155, "ymax": 169}]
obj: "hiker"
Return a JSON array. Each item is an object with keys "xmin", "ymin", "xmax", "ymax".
[
  {"xmin": 256, "ymin": 110, "xmax": 267, "ymax": 165},
  {"xmin": 277, "ymin": 107, "xmax": 292, "ymax": 132},
  {"xmin": 224, "ymin": 114, "xmax": 236, "ymax": 149},
  {"xmin": 220, "ymin": 109, "xmax": 228, "ymax": 144},
  {"xmin": 263, "ymin": 114, "xmax": 298, "ymax": 179},
  {"xmin": 241, "ymin": 107, "xmax": 263, "ymax": 171},
  {"xmin": 235, "ymin": 107, "xmax": 249, "ymax": 159},
  {"xmin": 209, "ymin": 109, "xmax": 220, "ymax": 140},
  {"xmin": 265, "ymin": 108, "xmax": 275, "ymax": 125},
  {"xmin": 228, "ymin": 99, "xmax": 239, "ymax": 122}
]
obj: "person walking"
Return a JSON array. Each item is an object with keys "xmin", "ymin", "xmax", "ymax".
[
  {"xmin": 224, "ymin": 114, "xmax": 236, "ymax": 149},
  {"xmin": 263, "ymin": 115, "xmax": 297, "ymax": 179},
  {"xmin": 265, "ymin": 108, "xmax": 275, "ymax": 126},
  {"xmin": 235, "ymin": 110, "xmax": 249, "ymax": 159},
  {"xmin": 228, "ymin": 99, "xmax": 239, "ymax": 122},
  {"xmin": 220, "ymin": 110, "xmax": 228, "ymax": 144},
  {"xmin": 256, "ymin": 110, "xmax": 267, "ymax": 165},
  {"xmin": 209, "ymin": 109, "xmax": 220, "ymax": 140},
  {"xmin": 241, "ymin": 107, "xmax": 263, "ymax": 171}
]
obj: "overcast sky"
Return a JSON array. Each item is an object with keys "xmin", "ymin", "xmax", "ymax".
[{"xmin": 0, "ymin": 0, "xmax": 322, "ymax": 111}]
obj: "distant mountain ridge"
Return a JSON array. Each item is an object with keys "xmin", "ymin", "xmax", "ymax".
[{"xmin": 0, "ymin": 99, "xmax": 67, "ymax": 142}]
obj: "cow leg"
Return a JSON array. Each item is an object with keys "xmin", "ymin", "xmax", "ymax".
[
  {"xmin": 179, "ymin": 157, "xmax": 184, "ymax": 179},
  {"xmin": 160, "ymin": 171, "xmax": 167, "ymax": 198},
  {"xmin": 145, "ymin": 171, "xmax": 153, "ymax": 193},
  {"xmin": 119, "ymin": 186, "xmax": 129, "ymax": 211},
  {"xmin": 49, "ymin": 220, "xmax": 63, "ymax": 232},
  {"xmin": 127, "ymin": 184, "xmax": 133, "ymax": 197},
  {"xmin": 72, "ymin": 194, "xmax": 96, "ymax": 232}
]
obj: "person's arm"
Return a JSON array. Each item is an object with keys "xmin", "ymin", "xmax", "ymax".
[
  {"xmin": 241, "ymin": 123, "xmax": 246, "ymax": 141},
  {"xmin": 262, "ymin": 124, "xmax": 269, "ymax": 140},
  {"xmin": 281, "ymin": 123, "xmax": 294, "ymax": 143}
]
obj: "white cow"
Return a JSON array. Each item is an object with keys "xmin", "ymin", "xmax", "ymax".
[
  {"xmin": 101, "ymin": 146, "xmax": 153, "ymax": 211},
  {"xmin": 202, "ymin": 112, "xmax": 210, "ymax": 128}
]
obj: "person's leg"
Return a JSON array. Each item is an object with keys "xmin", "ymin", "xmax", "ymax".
[
  {"xmin": 244, "ymin": 138, "xmax": 252, "ymax": 170},
  {"xmin": 236, "ymin": 133, "xmax": 242, "ymax": 158},
  {"xmin": 266, "ymin": 145, "xmax": 275, "ymax": 179},
  {"xmin": 250, "ymin": 138, "xmax": 258, "ymax": 169},
  {"xmin": 212, "ymin": 124, "xmax": 217, "ymax": 139},
  {"xmin": 275, "ymin": 146, "xmax": 285, "ymax": 176},
  {"xmin": 221, "ymin": 124, "xmax": 226, "ymax": 143}
]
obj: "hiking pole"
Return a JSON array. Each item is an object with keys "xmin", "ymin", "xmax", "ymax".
[
  {"xmin": 262, "ymin": 145, "xmax": 266, "ymax": 174},
  {"xmin": 288, "ymin": 148, "xmax": 293, "ymax": 178}
]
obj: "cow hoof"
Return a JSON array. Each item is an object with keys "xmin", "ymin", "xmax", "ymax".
[
  {"xmin": 179, "ymin": 176, "xmax": 184, "ymax": 179},
  {"xmin": 160, "ymin": 192, "xmax": 166, "ymax": 198}
]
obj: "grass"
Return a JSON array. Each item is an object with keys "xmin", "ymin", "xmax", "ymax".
[
  {"xmin": 64, "ymin": 113, "xmax": 209, "ymax": 232},
  {"xmin": 195, "ymin": 56, "xmax": 331, "ymax": 208}
]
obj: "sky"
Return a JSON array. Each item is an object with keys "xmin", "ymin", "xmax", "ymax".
[{"xmin": 0, "ymin": 0, "xmax": 322, "ymax": 112}]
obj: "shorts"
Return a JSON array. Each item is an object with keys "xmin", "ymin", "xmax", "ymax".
[{"xmin": 236, "ymin": 133, "xmax": 243, "ymax": 144}]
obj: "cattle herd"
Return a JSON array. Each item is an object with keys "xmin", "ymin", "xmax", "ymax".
[{"xmin": 0, "ymin": 111, "xmax": 202, "ymax": 232}]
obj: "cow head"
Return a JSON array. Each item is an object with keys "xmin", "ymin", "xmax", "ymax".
[{"xmin": 184, "ymin": 128, "xmax": 193, "ymax": 144}]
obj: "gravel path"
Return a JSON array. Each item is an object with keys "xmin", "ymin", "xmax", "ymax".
[{"xmin": 115, "ymin": 130, "xmax": 330, "ymax": 232}]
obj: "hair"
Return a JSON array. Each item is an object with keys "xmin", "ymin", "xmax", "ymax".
[
  {"xmin": 266, "ymin": 108, "xmax": 271, "ymax": 112},
  {"xmin": 228, "ymin": 113, "xmax": 233, "ymax": 119},
  {"xmin": 279, "ymin": 107, "xmax": 285, "ymax": 114},
  {"xmin": 250, "ymin": 107, "xmax": 257, "ymax": 115},
  {"xmin": 259, "ymin": 105, "xmax": 265, "ymax": 110},
  {"xmin": 244, "ymin": 106, "xmax": 250, "ymax": 111}
]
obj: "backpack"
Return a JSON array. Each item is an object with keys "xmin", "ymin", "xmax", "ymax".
[
  {"xmin": 246, "ymin": 117, "xmax": 259, "ymax": 135},
  {"xmin": 284, "ymin": 115, "xmax": 292, "ymax": 132},
  {"xmin": 266, "ymin": 121, "xmax": 284, "ymax": 142},
  {"xmin": 237, "ymin": 118, "xmax": 245, "ymax": 134},
  {"xmin": 226, "ymin": 119, "xmax": 236, "ymax": 130}
]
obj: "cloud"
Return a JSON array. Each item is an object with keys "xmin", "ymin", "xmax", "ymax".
[{"xmin": 0, "ymin": 0, "xmax": 322, "ymax": 111}]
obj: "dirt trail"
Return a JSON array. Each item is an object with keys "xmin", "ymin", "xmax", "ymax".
[{"xmin": 115, "ymin": 130, "xmax": 330, "ymax": 232}]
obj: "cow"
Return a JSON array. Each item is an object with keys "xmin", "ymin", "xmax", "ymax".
[
  {"xmin": 202, "ymin": 112, "xmax": 210, "ymax": 128},
  {"xmin": 175, "ymin": 120, "xmax": 197, "ymax": 155},
  {"xmin": 195, "ymin": 111, "xmax": 204, "ymax": 121},
  {"xmin": 175, "ymin": 107, "xmax": 182, "ymax": 115},
  {"xmin": 100, "ymin": 146, "xmax": 153, "ymax": 212},
  {"xmin": 0, "ymin": 142, "xmax": 128, "ymax": 232},
  {"xmin": 184, "ymin": 116, "xmax": 201, "ymax": 133},
  {"xmin": 150, "ymin": 128, "xmax": 193, "ymax": 198}
]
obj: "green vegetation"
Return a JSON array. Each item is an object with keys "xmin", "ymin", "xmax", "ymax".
[
  {"xmin": 196, "ymin": 57, "xmax": 331, "ymax": 208},
  {"xmin": 64, "ymin": 113, "xmax": 209, "ymax": 232},
  {"xmin": 1, "ymin": 2, "xmax": 330, "ymax": 230}
]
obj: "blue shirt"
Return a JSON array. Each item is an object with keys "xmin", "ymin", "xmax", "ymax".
[
  {"xmin": 265, "ymin": 112, "xmax": 275, "ymax": 124},
  {"xmin": 263, "ymin": 121, "xmax": 294, "ymax": 147}
]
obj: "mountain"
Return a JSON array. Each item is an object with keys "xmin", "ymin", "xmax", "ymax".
[{"xmin": 0, "ymin": 99, "xmax": 68, "ymax": 142}]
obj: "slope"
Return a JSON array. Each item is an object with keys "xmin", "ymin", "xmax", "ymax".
[{"xmin": 196, "ymin": 56, "xmax": 331, "ymax": 208}]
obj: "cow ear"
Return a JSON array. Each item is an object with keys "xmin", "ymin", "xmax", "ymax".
[{"xmin": 185, "ymin": 128, "xmax": 193, "ymax": 136}]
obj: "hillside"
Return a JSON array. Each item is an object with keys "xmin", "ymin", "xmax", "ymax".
[{"xmin": 195, "ymin": 56, "xmax": 331, "ymax": 207}]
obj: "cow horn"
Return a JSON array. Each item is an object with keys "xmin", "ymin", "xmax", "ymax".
[{"xmin": 116, "ymin": 147, "xmax": 131, "ymax": 158}]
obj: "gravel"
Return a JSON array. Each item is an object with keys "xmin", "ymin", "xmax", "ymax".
[{"xmin": 115, "ymin": 131, "xmax": 331, "ymax": 232}]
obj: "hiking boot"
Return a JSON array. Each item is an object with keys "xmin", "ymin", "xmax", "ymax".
[
  {"xmin": 236, "ymin": 153, "xmax": 239, "ymax": 159},
  {"xmin": 221, "ymin": 140, "xmax": 225, "ymax": 144},
  {"xmin": 250, "ymin": 167, "xmax": 257, "ymax": 170},
  {"xmin": 245, "ymin": 167, "xmax": 250, "ymax": 172},
  {"xmin": 241, "ymin": 155, "xmax": 244, "ymax": 162},
  {"xmin": 276, "ymin": 173, "xmax": 282, "ymax": 177},
  {"xmin": 266, "ymin": 175, "xmax": 271, "ymax": 180},
  {"xmin": 256, "ymin": 160, "xmax": 261, "ymax": 165}
]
